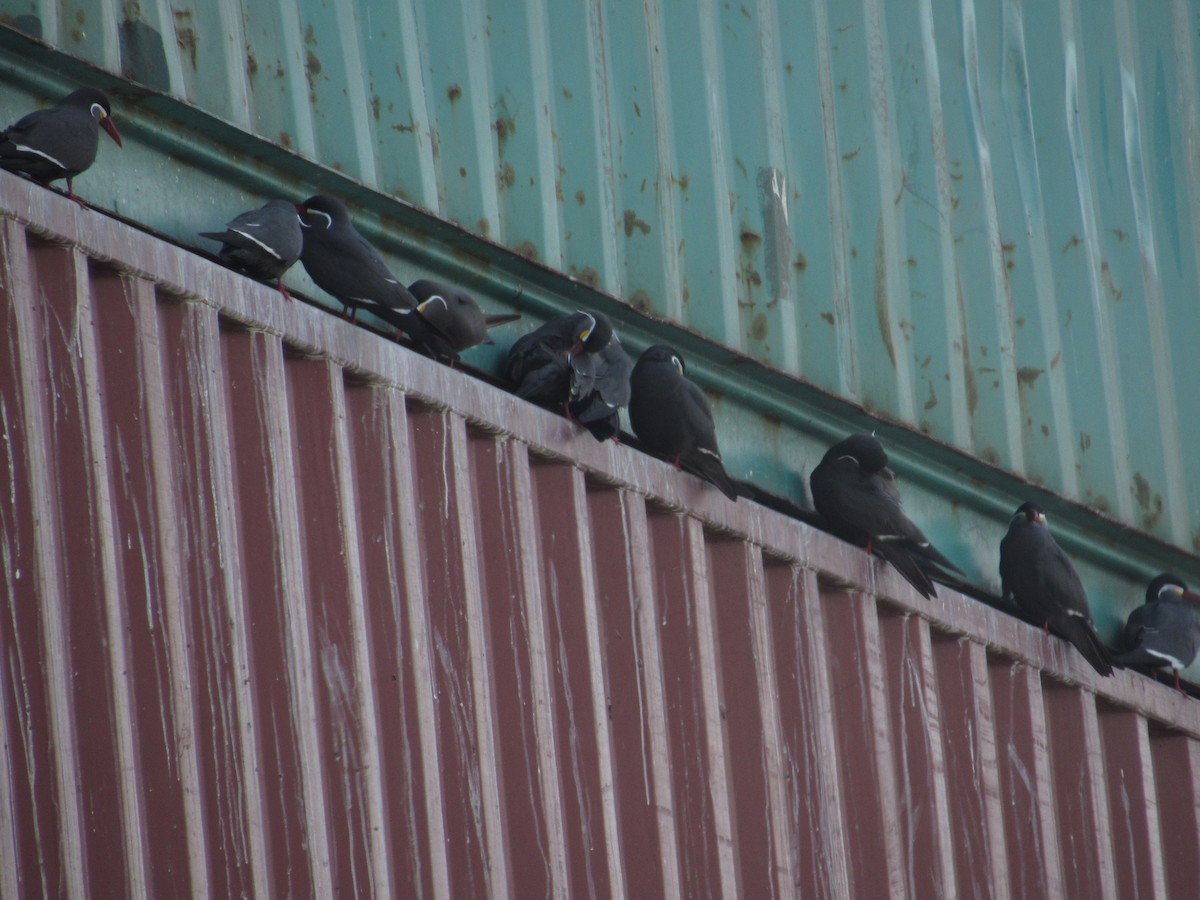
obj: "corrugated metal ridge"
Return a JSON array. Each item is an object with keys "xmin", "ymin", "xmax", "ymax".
[{"xmin": 3, "ymin": 171, "xmax": 1196, "ymax": 737}]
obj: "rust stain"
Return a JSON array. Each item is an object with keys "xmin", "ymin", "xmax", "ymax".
[
  {"xmin": 572, "ymin": 266, "xmax": 600, "ymax": 287},
  {"xmin": 175, "ymin": 25, "xmax": 199, "ymax": 70},
  {"xmin": 476, "ymin": 217, "xmax": 490, "ymax": 235},
  {"xmin": 874, "ymin": 217, "xmax": 896, "ymax": 368},
  {"xmin": 1080, "ymin": 432, "xmax": 1092, "ymax": 452},
  {"xmin": 923, "ymin": 382, "xmax": 937, "ymax": 411},
  {"xmin": 1100, "ymin": 259, "xmax": 1122, "ymax": 301},
  {"xmin": 515, "ymin": 241, "xmax": 538, "ymax": 261},
  {"xmin": 740, "ymin": 229, "xmax": 762, "ymax": 249},
  {"xmin": 750, "ymin": 313, "xmax": 768, "ymax": 341},
  {"xmin": 1016, "ymin": 366, "xmax": 1042, "ymax": 386},
  {"xmin": 448, "ymin": 83, "xmax": 462, "ymax": 102},
  {"xmin": 630, "ymin": 289, "xmax": 653, "ymax": 312},
  {"xmin": 820, "ymin": 311, "xmax": 835, "ymax": 325},
  {"xmin": 494, "ymin": 115, "xmax": 515, "ymax": 147},
  {"xmin": 793, "ymin": 252, "xmax": 807, "ymax": 272},
  {"xmin": 623, "ymin": 210, "xmax": 651, "ymax": 237},
  {"xmin": 1061, "ymin": 235, "xmax": 1081, "ymax": 253},
  {"xmin": 575, "ymin": 190, "xmax": 586, "ymax": 206},
  {"xmin": 499, "ymin": 163, "xmax": 516, "ymax": 189}
]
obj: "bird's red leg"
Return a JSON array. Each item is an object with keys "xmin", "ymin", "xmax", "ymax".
[
  {"xmin": 672, "ymin": 454, "xmax": 683, "ymax": 471},
  {"xmin": 1175, "ymin": 669, "xmax": 1185, "ymax": 694},
  {"xmin": 277, "ymin": 279, "xmax": 293, "ymax": 301},
  {"xmin": 66, "ymin": 177, "xmax": 87, "ymax": 210},
  {"xmin": 865, "ymin": 538, "xmax": 873, "ymax": 555},
  {"xmin": 1043, "ymin": 621, "xmax": 1051, "ymax": 635}
]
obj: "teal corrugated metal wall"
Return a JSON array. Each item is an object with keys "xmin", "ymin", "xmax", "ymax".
[{"xmin": 1, "ymin": 0, "xmax": 1197, "ymax": 597}]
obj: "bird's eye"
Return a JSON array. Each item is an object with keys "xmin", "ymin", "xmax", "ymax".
[{"xmin": 90, "ymin": 103, "xmax": 107, "ymax": 119}]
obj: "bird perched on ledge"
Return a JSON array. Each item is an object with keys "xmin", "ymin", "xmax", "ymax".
[
  {"xmin": 296, "ymin": 194, "xmax": 417, "ymax": 323},
  {"xmin": 629, "ymin": 345, "xmax": 738, "ymax": 500},
  {"xmin": 999, "ymin": 501, "xmax": 1117, "ymax": 676},
  {"xmin": 505, "ymin": 310, "xmax": 632, "ymax": 441},
  {"xmin": 201, "ymin": 199, "xmax": 302, "ymax": 300},
  {"xmin": 1113, "ymin": 573, "xmax": 1200, "ymax": 691},
  {"xmin": 0, "ymin": 87, "xmax": 123, "ymax": 206},
  {"xmin": 405, "ymin": 279, "xmax": 520, "ymax": 363},
  {"xmin": 809, "ymin": 432, "xmax": 960, "ymax": 599}
]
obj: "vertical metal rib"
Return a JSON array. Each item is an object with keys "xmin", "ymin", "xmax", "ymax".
[{"xmin": 3, "ymin": 220, "xmax": 89, "ymax": 899}]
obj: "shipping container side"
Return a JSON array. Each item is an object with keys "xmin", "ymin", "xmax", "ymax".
[
  {"xmin": 2, "ymin": 150, "xmax": 1200, "ymax": 897},
  {"xmin": 1, "ymin": 0, "xmax": 1199, "ymax": 561}
]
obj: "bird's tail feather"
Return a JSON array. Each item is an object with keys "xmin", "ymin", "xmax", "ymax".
[
  {"xmin": 872, "ymin": 542, "xmax": 938, "ymax": 599},
  {"xmin": 680, "ymin": 453, "xmax": 739, "ymax": 502},
  {"xmin": 1055, "ymin": 617, "xmax": 1119, "ymax": 676}
]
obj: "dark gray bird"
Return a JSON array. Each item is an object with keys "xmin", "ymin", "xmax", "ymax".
[
  {"xmin": 0, "ymin": 87, "xmax": 123, "ymax": 205},
  {"xmin": 505, "ymin": 310, "xmax": 632, "ymax": 441},
  {"xmin": 809, "ymin": 433, "xmax": 960, "ymax": 599},
  {"xmin": 296, "ymin": 194, "xmax": 417, "ymax": 323},
  {"xmin": 999, "ymin": 502, "xmax": 1116, "ymax": 676},
  {"xmin": 1113, "ymin": 573, "xmax": 1200, "ymax": 691},
  {"xmin": 200, "ymin": 199, "xmax": 302, "ymax": 300},
  {"xmin": 629, "ymin": 345, "xmax": 737, "ymax": 500},
  {"xmin": 405, "ymin": 279, "xmax": 520, "ymax": 362}
]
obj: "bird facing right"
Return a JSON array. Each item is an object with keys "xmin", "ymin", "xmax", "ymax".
[
  {"xmin": 200, "ymin": 199, "xmax": 302, "ymax": 299},
  {"xmin": 296, "ymin": 194, "xmax": 417, "ymax": 324},
  {"xmin": 999, "ymin": 502, "xmax": 1116, "ymax": 676},
  {"xmin": 628, "ymin": 345, "xmax": 738, "ymax": 500},
  {"xmin": 0, "ymin": 87, "xmax": 123, "ymax": 205},
  {"xmin": 1113, "ymin": 573, "xmax": 1200, "ymax": 691}
]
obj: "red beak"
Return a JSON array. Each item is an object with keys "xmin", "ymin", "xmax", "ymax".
[
  {"xmin": 1183, "ymin": 590, "xmax": 1200, "ymax": 605},
  {"xmin": 100, "ymin": 116, "xmax": 123, "ymax": 148}
]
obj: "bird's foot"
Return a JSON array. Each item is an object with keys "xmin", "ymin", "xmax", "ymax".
[
  {"xmin": 66, "ymin": 181, "xmax": 87, "ymax": 210},
  {"xmin": 277, "ymin": 281, "xmax": 293, "ymax": 302},
  {"xmin": 672, "ymin": 454, "xmax": 683, "ymax": 471}
]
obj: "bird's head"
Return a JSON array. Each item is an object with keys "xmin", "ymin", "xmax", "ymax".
[
  {"xmin": 831, "ymin": 433, "xmax": 888, "ymax": 471},
  {"xmin": 640, "ymin": 344, "xmax": 684, "ymax": 375},
  {"xmin": 68, "ymin": 88, "xmax": 122, "ymax": 148},
  {"xmin": 1147, "ymin": 573, "xmax": 1200, "ymax": 605},
  {"xmin": 570, "ymin": 311, "xmax": 613, "ymax": 356},
  {"xmin": 296, "ymin": 195, "xmax": 347, "ymax": 230},
  {"xmin": 1012, "ymin": 501, "xmax": 1047, "ymax": 526}
]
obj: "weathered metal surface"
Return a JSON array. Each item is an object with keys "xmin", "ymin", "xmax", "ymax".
[
  {"xmin": 0, "ymin": 0, "xmax": 1197, "ymax": 564},
  {"xmin": 3, "ymin": 163, "xmax": 1200, "ymax": 898}
]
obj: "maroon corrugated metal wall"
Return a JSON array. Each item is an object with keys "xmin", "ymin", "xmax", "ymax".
[{"xmin": 2, "ymin": 173, "xmax": 1199, "ymax": 899}]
